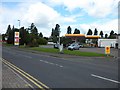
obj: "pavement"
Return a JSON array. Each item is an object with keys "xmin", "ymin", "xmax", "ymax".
[
  {"xmin": 2, "ymin": 62, "xmax": 32, "ymax": 89},
  {"xmin": 2, "ymin": 46, "xmax": 119, "ymax": 88}
]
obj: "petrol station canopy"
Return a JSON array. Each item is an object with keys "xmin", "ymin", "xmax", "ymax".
[{"xmin": 65, "ymin": 34, "xmax": 100, "ymax": 39}]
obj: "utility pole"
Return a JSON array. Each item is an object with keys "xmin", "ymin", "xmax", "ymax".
[
  {"xmin": 18, "ymin": 20, "xmax": 20, "ymax": 29},
  {"xmin": 17, "ymin": 20, "xmax": 20, "ymax": 45},
  {"xmin": 58, "ymin": 28, "xmax": 63, "ymax": 53}
]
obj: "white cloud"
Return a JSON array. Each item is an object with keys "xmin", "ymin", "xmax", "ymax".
[
  {"xmin": 49, "ymin": 0, "xmax": 118, "ymax": 18},
  {"xmin": 22, "ymin": 2, "xmax": 60, "ymax": 28},
  {"xmin": 0, "ymin": 1, "xmax": 82, "ymax": 36},
  {"xmin": 0, "ymin": 2, "xmax": 61, "ymax": 36},
  {"xmin": 0, "ymin": 0, "xmax": 118, "ymax": 37},
  {"xmin": 79, "ymin": 19, "xmax": 118, "ymax": 35}
]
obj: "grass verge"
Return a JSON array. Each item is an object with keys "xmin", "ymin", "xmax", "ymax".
[{"xmin": 29, "ymin": 47, "xmax": 106, "ymax": 57}]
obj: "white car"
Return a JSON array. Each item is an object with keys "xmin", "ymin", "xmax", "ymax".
[{"xmin": 68, "ymin": 43, "xmax": 82, "ymax": 50}]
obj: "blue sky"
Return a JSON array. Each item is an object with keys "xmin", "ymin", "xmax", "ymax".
[{"xmin": 0, "ymin": 0, "xmax": 118, "ymax": 37}]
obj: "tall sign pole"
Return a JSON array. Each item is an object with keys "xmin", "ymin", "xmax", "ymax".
[
  {"xmin": 14, "ymin": 32, "xmax": 19, "ymax": 45},
  {"xmin": 14, "ymin": 20, "xmax": 20, "ymax": 46}
]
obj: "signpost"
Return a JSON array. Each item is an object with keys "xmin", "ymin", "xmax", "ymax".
[
  {"xmin": 14, "ymin": 32, "xmax": 19, "ymax": 46},
  {"xmin": 105, "ymin": 46, "xmax": 110, "ymax": 55}
]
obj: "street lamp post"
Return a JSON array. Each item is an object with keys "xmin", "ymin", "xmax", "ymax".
[
  {"xmin": 18, "ymin": 20, "xmax": 20, "ymax": 29},
  {"xmin": 17, "ymin": 20, "xmax": 20, "ymax": 46},
  {"xmin": 58, "ymin": 29, "xmax": 63, "ymax": 54}
]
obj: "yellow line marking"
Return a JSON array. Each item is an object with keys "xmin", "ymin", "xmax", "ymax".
[
  {"xmin": 3, "ymin": 59, "xmax": 49, "ymax": 89},
  {"xmin": 3, "ymin": 60, "xmax": 45, "ymax": 90},
  {"xmin": 4, "ymin": 63, "xmax": 34, "ymax": 88},
  {"xmin": 2, "ymin": 59, "xmax": 50, "ymax": 90}
]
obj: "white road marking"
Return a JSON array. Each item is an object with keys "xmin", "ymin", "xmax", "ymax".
[
  {"xmin": 18, "ymin": 54, "xmax": 32, "ymax": 59},
  {"xmin": 91, "ymin": 74, "xmax": 120, "ymax": 84},
  {"xmin": 39, "ymin": 60, "xmax": 63, "ymax": 68}
]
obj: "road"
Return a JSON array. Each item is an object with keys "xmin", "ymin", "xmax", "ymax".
[{"xmin": 2, "ymin": 46, "xmax": 119, "ymax": 89}]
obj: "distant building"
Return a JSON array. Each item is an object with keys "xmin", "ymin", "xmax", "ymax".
[{"xmin": 98, "ymin": 39, "xmax": 117, "ymax": 48}]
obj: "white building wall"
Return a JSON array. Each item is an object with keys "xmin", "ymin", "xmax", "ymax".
[{"xmin": 98, "ymin": 39, "xmax": 117, "ymax": 48}]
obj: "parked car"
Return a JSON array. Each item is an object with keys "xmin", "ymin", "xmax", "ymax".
[
  {"xmin": 67, "ymin": 43, "xmax": 84, "ymax": 50},
  {"xmin": 54, "ymin": 43, "xmax": 59, "ymax": 49},
  {"xmin": 79, "ymin": 44, "xmax": 84, "ymax": 48}
]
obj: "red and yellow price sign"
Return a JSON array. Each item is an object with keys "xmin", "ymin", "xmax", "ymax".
[{"xmin": 105, "ymin": 46, "xmax": 110, "ymax": 54}]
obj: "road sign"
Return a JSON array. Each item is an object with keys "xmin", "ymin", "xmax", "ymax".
[
  {"xmin": 14, "ymin": 32, "xmax": 19, "ymax": 46},
  {"xmin": 105, "ymin": 46, "xmax": 110, "ymax": 54}
]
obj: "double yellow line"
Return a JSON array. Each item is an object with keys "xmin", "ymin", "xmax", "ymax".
[{"xmin": 2, "ymin": 59, "xmax": 50, "ymax": 90}]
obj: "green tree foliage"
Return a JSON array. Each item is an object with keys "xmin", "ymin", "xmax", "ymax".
[
  {"xmin": 51, "ymin": 24, "xmax": 60, "ymax": 43},
  {"xmin": 51, "ymin": 28, "xmax": 54, "ymax": 37},
  {"xmin": 39, "ymin": 32, "xmax": 43, "ymax": 38},
  {"xmin": 105, "ymin": 34, "xmax": 108, "ymax": 38},
  {"xmin": 44, "ymin": 37, "xmax": 48, "ymax": 41},
  {"xmin": 6, "ymin": 25, "xmax": 11, "ymax": 36},
  {"xmin": 37, "ymin": 38, "xmax": 47, "ymax": 45},
  {"xmin": 54, "ymin": 24, "xmax": 60, "ymax": 37},
  {"xmin": 99, "ymin": 30, "xmax": 104, "ymax": 38},
  {"xmin": 87, "ymin": 29, "xmax": 92, "ymax": 35},
  {"xmin": 31, "ymin": 24, "xmax": 38, "ymax": 39},
  {"xmin": 6, "ymin": 25, "xmax": 14, "ymax": 44},
  {"xmin": 109, "ymin": 30, "xmax": 116, "ymax": 39},
  {"xmin": 5, "ymin": 23, "xmax": 48, "ymax": 47},
  {"xmin": 67, "ymin": 26, "xmax": 72, "ymax": 34},
  {"xmin": 60, "ymin": 36, "xmax": 72, "ymax": 47},
  {"xmin": 28, "ymin": 38, "xmax": 39, "ymax": 47},
  {"xmin": 73, "ymin": 28, "xmax": 80, "ymax": 34},
  {"xmin": 2, "ymin": 34, "xmax": 6, "ymax": 41},
  {"xmin": 94, "ymin": 28, "xmax": 98, "ymax": 35},
  {"xmin": 110, "ymin": 30, "xmax": 114, "ymax": 36},
  {"xmin": 19, "ymin": 27, "xmax": 27, "ymax": 45}
]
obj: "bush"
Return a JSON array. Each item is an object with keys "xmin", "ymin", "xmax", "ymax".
[
  {"xmin": 37, "ymin": 38, "xmax": 48, "ymax": 45},
  {"xmin": 28, "ymin": 39, "xmax": 39, "ymax": 47}
]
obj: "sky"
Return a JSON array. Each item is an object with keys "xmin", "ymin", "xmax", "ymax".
[{"xmin": 0, "ymin": 0, "xmax": 119, "ymax": 37}]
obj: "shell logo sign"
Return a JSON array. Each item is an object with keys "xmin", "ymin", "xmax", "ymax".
[
  {"xmin": 105, "ymin": 46, "xmax": 110, "ymax": 54},
  {"xmin": 14, "ymin": 32, "xmax": 19, "ymax": 45}
]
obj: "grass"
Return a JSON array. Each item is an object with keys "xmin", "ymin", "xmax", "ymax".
[
  {"xmin": 3, "ymin": 43, "xmax": 107, "ymax": 57},
  {"xmin": 64, "ymin": 49, "xmax": 106, "ymax": 57},
  {"xmin": 30, "ymin": 47, "xmax": 59, "ymax": 53},
  {"xmin": 2, "ymin": 43, "xmax": 14, "ymax": 46},
  {"xmin": 29, "ymin": 47, "xmax": 106, "ymax": 57}
]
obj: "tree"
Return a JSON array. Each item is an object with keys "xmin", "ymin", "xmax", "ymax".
[
  {"xmin": 87, "ymin": 29, "xmax": 92, "ymax": 35},
  {"xmin": 31, "ymin": 27, "xmax": 38, "ymax": 37},
  {"xmin": 67, "ymin": 26, "xmax": 72, "ymax": 34},
  {"xmin": 94, "ymin": 28, "xmax": 98, "ymax": 35},
  {"xmin": 105, "ymin": 34, "xmax": 108, "ymax": 38},
  {"xmin": 60, "ymin": 36, "xmax": 72, "ymax": 47},
  {"xmin": 54, "ymin": 24, "xmax": 60, "ymax": 37},
  {"xmin": 37, "ymin": 38, "xmax": 47, "ymax": 45},
  {"xmin": 73, "ymin": 28, "xmax": 80, "ymax": 34},
  {"xmin": 39, "ymin": 32, "xmax": 43, "ymax": 38},
  {"xmin": 19, "ymin": 27, "xmax": 27, "ymax": 45},
  {"xmin": 110, "ymin": 30, "xmax": 114, "ymax": 36},
  {"xmin": 51, "ymin": 28, "xmax": 54, "ymax": 37},
  {"xmin": 99, "ymin": 30, "xmax": 104, "ymax": 38},
  {"xmin": 6, "ymin": 25, "xmax": 14, "ymax": 44},
  {"xmin": 109, "ymin": 30, "xmax": 115, "ymax": 38},
  {"xmin": 51, "ymin": 24, "xmax": 60, "ymax": 43},
  {"xmin": 2, "ymin": 34, "xmax": 6, "ymax": 41},
  {"xmin": 30, "ymin": 23, "xmax": 35, "ymax": 30},
  {"xmin": 6, "ymin": 25, "xmax": 11, "ymax": 36}
]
